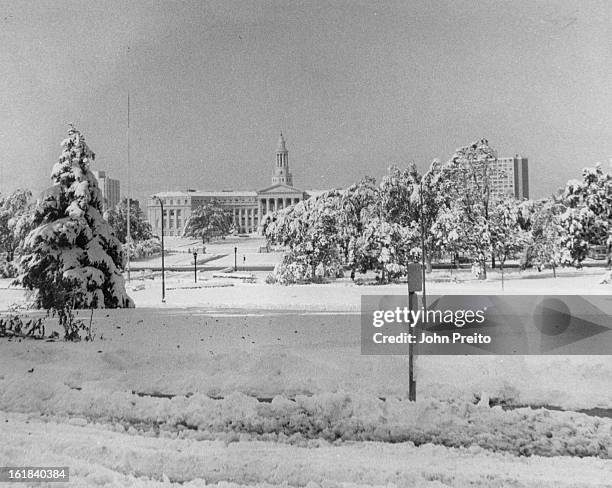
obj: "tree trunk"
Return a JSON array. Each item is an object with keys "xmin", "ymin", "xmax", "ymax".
[
  {"xmin": 500, "ymin": 262, "xmax": 504, "ymax": 290},
  {"xmin": 425, "ymin": 254, "xmax": 433, "ymax": 273},
  {"xmin": 479, "ymin": 254, "xmax": 487, "ymax": 280},
  {"xmin": 491, "ymin": 255, "xmax": 496, "ymax": 269}
]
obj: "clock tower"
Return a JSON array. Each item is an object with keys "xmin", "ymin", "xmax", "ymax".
[{"xmin": 271, "ymin": 132, "xmax": 293, "ymax": 186}]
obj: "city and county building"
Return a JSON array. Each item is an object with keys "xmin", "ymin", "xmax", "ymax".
[
  {"xmin": 488, "ymin": 155, "xmax": 529, "ymax": 199},
  {"xmin": 92, "ymin": 170, "xmax": 121, "ymax": 212},
  {"xmin": 147, "ymin": 134, "xmax": 310, "ymax": 236}
]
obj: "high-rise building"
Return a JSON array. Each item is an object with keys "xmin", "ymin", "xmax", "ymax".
[
  {"xmin": 148, "ymin": 133, "xmax": 309, "ymax": 236},
  {"xmin": 488, "ymin": 155, "xmax": 529, "ymax": 200},
  {"xmin": 92, "ymin": 170, "xmax": 121, "ymax": 212}
]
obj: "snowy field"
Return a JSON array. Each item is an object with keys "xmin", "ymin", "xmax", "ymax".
[
  {"xmin": 131, "ymin": 266, "xmax": 610, "ymax": 310},
  {"xmin": 129, "ymin": 236, "xmax": 282, "ymax": 270},
  {"xmin": 1, "ymin": 264, "xmax": 612, "ymax": 487}
]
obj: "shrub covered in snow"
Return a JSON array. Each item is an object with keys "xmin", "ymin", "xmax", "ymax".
[
  {"xmin": 0, "ymin": 188, "xmax": 33, "ymax": 263},
  {"xmin": 0, "ymin": 313, "xmax": 45, "ymax": 338},
  {"xmin": 15, "ymin": 125, "xmax": 134, "ymax": 311},
  {"xmin": 271, "ymin": 254, "xmax": 312, "ymax": 285},
  {"xmin": 0, "ymin": 256, "xmax": 17, "ymax": 278},
  {"xmin": 125, "ymin": 237, "xmax": 162, "ymax": 260}
]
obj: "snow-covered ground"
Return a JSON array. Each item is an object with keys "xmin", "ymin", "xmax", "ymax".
[
  {"xmin": 2, "ymin": 411, "xmax": 611, "ymax": 487},
  {"xmin": 130, "ymin": 236, "xmax": 282, "ymax": 270},
  {"xmin": 1, "ymin": 257, "xmax": 612, "ymax": 486},
  {"xmin": 1, "ymin": 266, "xmax": 610, "ymax": 312},
  {"xmin": 137, "ymin": 266, "xmax": 609, "ymax": 310}
]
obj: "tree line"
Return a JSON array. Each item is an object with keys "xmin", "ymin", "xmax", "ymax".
[
  {"xmin": 1, "ymin": 131, "xmax": 610, "ymax": 328},
  {"xmin": 262, "ymin": 139, "xmax": 611, "ymax": 284}
]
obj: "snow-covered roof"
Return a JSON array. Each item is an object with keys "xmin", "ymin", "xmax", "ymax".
[
  {"xmin": 150, "ymin": 187, "xmax": 343, "ymax": 201},
  {"xmin": 152, "ymin": 190, "xmax": 257, "ymax": 198},
  {"xmin": 194, "ymin": 190, "xmax": 258, "ymax": 197}
]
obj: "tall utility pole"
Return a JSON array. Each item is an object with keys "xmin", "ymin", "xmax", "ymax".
[{"xmin": 126, "ymin": 91, "xmax": 131, "ymax": 281}]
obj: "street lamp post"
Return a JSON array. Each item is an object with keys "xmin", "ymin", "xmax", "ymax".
[
  {"xmin": 193, "ymin": 251, "xmax": 198, "ymax": 283},
  {"xmin": 234, "ymin": 246, "xmax": 237, "ymax": 272},
  {"xmin": 153, "ymin": 196, "xmax": 165, "ymax": 302}
]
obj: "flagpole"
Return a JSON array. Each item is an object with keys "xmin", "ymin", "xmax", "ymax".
[{"xmin": 126, "ymin": 89, "xmax": 131, "ymax": 281}]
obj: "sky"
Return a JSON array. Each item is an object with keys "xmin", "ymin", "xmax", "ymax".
[{"xmin": 1, "ymin": 0, "xmax": 611, "ymax": 204}]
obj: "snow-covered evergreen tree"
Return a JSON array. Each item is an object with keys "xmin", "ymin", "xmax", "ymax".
[{"xmin": 16, "ymin": 125, "xmax": 134, "ymax": 309}]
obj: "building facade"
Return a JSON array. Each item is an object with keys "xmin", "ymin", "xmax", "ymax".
[
  {"xmin": 147, "ymin": 134, "xmax": 308, "ymax": 236},
  {"xmin": 92, "ymin": 170, "xmax": 121, "ymax": 212},
  {"xmin": 488, "ymin": 155, "xmax": 529, "ymax": 200}
]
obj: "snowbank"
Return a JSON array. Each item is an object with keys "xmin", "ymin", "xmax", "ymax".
[
  {"xmin": 1, "ymin": 379, "xmax": 611, "ymax": 459},
  {"xmin": 1, "ymin": 412, "xmax": 611, "ymax": 487}
]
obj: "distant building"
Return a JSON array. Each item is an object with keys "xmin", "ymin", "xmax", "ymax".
[
  {"xmin": 488, "ymin": 155, "xmax": 529, "ymax": 200},
  {"xmin": 148, "ymin": 134, "xmax": 310, "ymax": 236},
  {"xmin": 92, "ymin": 170, "xmax": 121, "ymax": 211}
]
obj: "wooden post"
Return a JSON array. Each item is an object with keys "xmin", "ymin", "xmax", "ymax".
[
  {"xmin": 408, "ymin": 290, "xmax": 416, "ymax": 401},
  {"xmin": 407, "ymin": 263, "xmax": 422, "ymax": 402}
]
